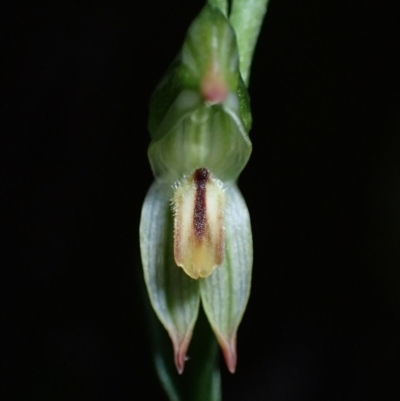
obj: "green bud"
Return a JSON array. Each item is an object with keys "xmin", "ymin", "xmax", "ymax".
[{"xmin": 147, "ymin": 5, "xmax": 252, "ymax": 184}]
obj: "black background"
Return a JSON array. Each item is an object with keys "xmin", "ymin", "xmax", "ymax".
[{"xmin": 2, "ymin": 0, "xmax": 400, "ymax": 400}]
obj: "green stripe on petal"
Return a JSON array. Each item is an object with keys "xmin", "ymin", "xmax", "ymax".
[
  {"xmin": 140, "ymin": 181, "xmax": 200, "ymax": 373},
  {"xmin": 200, "ymin": 183, "xmax": 253, "ymax": 373}
]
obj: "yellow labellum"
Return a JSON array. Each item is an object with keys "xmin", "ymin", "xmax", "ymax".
[{"xmin": 173, "ymin": 168, "xmax": 225, "ymax": 279}]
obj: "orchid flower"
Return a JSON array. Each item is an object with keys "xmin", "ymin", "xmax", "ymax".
[{"xmin": 140, "ymin": 0, "xmax": 269, "ymax": 377}]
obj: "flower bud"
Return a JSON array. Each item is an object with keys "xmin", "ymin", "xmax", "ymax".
[{"xmin": 147, "ymin": 5, "xmax": 252, "ymax": 185}]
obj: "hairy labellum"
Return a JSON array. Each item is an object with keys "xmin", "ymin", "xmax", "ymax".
[{"xmin": 173, "ymin": 168, "xmax": 225, "ymax": 279}]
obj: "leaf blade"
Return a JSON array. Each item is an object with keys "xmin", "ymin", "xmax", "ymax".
[{"xmin": 230, "ymin": 0, "xmax": 270, "ymax": 85}]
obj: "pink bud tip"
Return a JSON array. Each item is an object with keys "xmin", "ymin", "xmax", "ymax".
[
  {"xmin": 201, "ymin": 62, "xmax": 228, "ymax": 104},
  {"xmin": 201, "ymin": 80, "xmax": 228, "ymax": 104}
]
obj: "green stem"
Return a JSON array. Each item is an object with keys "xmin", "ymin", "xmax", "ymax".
[{"xmin": 229, "ymin": 0, "xmax": 270, "ymax": 85}]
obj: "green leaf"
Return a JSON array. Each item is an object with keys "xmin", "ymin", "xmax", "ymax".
[
  {"xmin": 140, "ymin": 181, "xmax": 200, "ymax": 373},
  {"xmin": 200, "ymin": 183, "xmax": 253, "ymax": 373},
  {"xmin": 230, "ymin": 0, "xmax": 271, "ymax": 85}
]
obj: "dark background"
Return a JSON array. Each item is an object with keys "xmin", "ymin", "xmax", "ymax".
[{"xmin": 2, "ymin": 0, "xmax": 400, "ymax": 400}]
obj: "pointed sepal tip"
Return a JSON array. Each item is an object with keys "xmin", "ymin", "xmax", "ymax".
[
  {"xmin": 172, "ymin": 332, "xmax": 192, "ymax": 374},
  {"xmin": 216, "ymin": 332, "xmax": 237, "ymax": 373}
]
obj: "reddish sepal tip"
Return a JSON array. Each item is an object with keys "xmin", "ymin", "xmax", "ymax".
[
  {"xmin": 172, "ymin": 334, "xmax": 192, "ymax": 374},
  {"xmin": 217, "ymin": 333, "xmax": 237, "ymax": 374}
]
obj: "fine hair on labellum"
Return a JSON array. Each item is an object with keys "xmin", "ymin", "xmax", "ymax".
[{"xmin": 173, "ymin": 167, "xmax": 225, "ymax": 279}]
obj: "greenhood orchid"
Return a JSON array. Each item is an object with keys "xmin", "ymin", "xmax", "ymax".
[{"xmin": 140, "ymin": 1, "xmax": 267, "ymax": 374}]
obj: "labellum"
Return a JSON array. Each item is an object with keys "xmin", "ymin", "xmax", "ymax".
[{"xmin": 173, "ymin": 168, "xmax": 225, "ymax": 279}]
